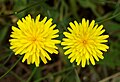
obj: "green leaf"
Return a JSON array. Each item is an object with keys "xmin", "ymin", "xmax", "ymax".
[
  {"xmin": 70, "ymin": 0, "xmax": 79, "ymax": 21},
  {"xmin": 77, "ymin": 0, "xmax": 100, "ymax": 17},
  {"xmin": 103, "ymin": 21, "xmax": 120, "ymax": 36},
  {"xmin": 0, "ymin": 26, "xmax": 9, "ymax": 44},
  {"xmin": 13, "ymin": 0, "xmax": 27, "ymax": 18},
  {"xmin": 98, "ymin": 41, "xmax": 120, "ymax": 68}
]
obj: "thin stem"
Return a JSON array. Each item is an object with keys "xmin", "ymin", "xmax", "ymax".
[
  {"xmin": 0, "ymin": 0, "xmax": 45, "ymax": 17},
  {"xmin": 89, "ymin": 65, "xmax": 100, "ymax": 80},
  {"xmin": 0, "ymin": 54, "xmax": 9, "ymax": 62},
  {"xmin": 73, "ymin": 64, "xmax": 81, "ymax": 82},
  {"xmin": 34, "ymin": 65, "xmax": 76, "ymax": 82},
  {"xmin": 3, "ymin": 52, "xmax": 13, "ymax": 65},
  {"xmin": 99, "ymin": 72, "xmax": 120, "ymax": 82},
  {"xmin": 97, "ymin": 11, "xmax": 120, "ymax": 24},
  {"xmin": 94, "ymin": 1, "xmax": 117, "ymax": 4},
  {"xmin": 2, "ymin": 65, "xmax": 25, "ymax": 82},
  {"xmin": 26, "ymin": 67, "xmax": 37, "ymax": 82},
  {"xmin": 61, "ymin": 69, "xmax": 73, "ymax": 82},
  {"xmin": 0, "ymin": 56, "xmax": 22, "ymax": 80}
]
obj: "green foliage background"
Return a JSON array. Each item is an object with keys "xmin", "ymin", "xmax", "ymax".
[{"xmin": 0, "ymin": 0, "xmax": 120, "ymax": 82}]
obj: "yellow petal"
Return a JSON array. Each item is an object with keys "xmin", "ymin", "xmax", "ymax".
[
  {"xmin": 22, "ymin": 53, "xmax": 30, "ymax": 62},
  {"xmin": 35, "ymin": 14, "xmax": 40, "ymax": 23},
  {"xmin": 69, "ymin": 22, "xmax": 76, "ymax": 30},
  {"xmin": 41, "ymin": 17, "xmax": 47, "ymax": 23},
  {"xmin": 41, "ymin": 55, "xmax": 47, "ymax": 64},
  {"xmin": 98, "ymin": 35, "xmax": 109, "ymax": 40},
  {"xmin": 64, "ymin": 49, "xmax": 72, "ymax": 55},
  {"xmin": 70, "ymin": 55, "xmax": 76, "ymax": 63},
  {"xmin": 27, "ymin": 55, "xmax": 32, "ymax": 64},
  {"xmin": 35, "ymin": 53, "xmax": 40, "ymax": 67},
  {"xmin": 67, "ymin": 27, "xmax": 73, "ymax": 33},
  {"xmin": 42, "ymin": 50, "xmax": 51, "ymax": 60},
  {"xmin": 81, "ymin": 55, "xmax": 86, "ymax": 67},
  {"xmin": 89, "ymin": 20, "xmax": 95, "ymax": 30},
  {"xmin": 90, "ymin": 55, "xmax": 95, "ymax": 65}
]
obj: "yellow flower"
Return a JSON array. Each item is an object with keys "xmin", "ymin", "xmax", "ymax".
[
  {"xmin": 9, "ymin": 14, "xmax": 60, "ymax": 67},
  {"xmin": 61, "ymin": 18, "xmax": 109, "ymax": 67}
]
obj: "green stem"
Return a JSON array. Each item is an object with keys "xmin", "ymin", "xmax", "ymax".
[
  {"xmin": 60, "ymin": 0, "xmax": 64, "ymax": 21},
  {"xmin": 3, "ymin": 52, "xmax": 13, "ymax": 65},
  {"xmin": 0, "ymin": 0, "xmax": 45, "ymax": 17},
  {"xmin": 73, "ymin": 64, "xmax": 81, "ymax": 82},
  {"xmin": 2, "ymin": 66, "xmax": 25, "ymax": 82},
  {"xmin": 26, "ymin": 67, "xmax": 37, "ymax": 82},
  {"xmin": 0, "ymin": 54, "xmax": 9, "ymax": 62},
  {"xmin": 0, "ymin": 56, "xmax": 22, "ymax": 80},
  {"xmin": 34, "ymin": 65, "xmax": 76, "ymax": 82},
  {"xmin": 89, "ymin": 65, "xmax": 100, "ymax": 80},
  {"xmin": 61, "ymin": 69, "xmax": 73, "ymax": 82},
  {"xmin": 97, "ymin": 11, "xmax": 120, "ymax": 24}
]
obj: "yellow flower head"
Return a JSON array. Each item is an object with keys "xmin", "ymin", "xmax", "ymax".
[
  {"xmin": 61, "ymin": 18, "xmax": 109, "ymax": 67},
  {"xmin": 9, "ymin": 14, "xmax": 60, "ymax": 67}
]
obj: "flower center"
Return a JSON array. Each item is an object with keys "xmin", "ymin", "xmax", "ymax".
[
  {"xmin": 30, "ymin": 37, "xmax": 37, "ymax": 43},
  {"xmin": 82, "ymin": 40, "xmax": 87, "ymax": 45},
  {"xmin": 32, "ymin": 38, "xmax": 37, "ymax": 42}
]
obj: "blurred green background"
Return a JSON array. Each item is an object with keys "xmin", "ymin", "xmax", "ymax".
[{"xmin": 0, "ymin": 0, "xmax": 120, "ymax": 82}]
